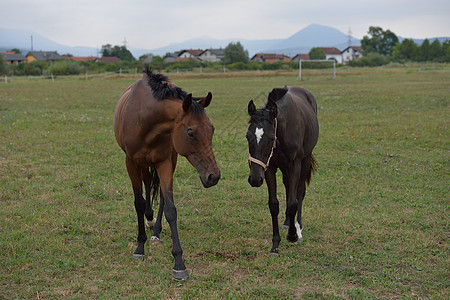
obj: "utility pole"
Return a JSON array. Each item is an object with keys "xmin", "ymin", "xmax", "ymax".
[
  {"xmin": 31, "ymin": 35, "xmax": 33, "ymax": 50},
  {"xmin": 348, "ymin": 27, "xmax": 352, "ymax": 48}
]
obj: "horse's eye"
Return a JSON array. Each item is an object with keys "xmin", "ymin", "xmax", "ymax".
[{"xmin": 187, "ymin": 128, "xmax": 195, "ymax": 138}]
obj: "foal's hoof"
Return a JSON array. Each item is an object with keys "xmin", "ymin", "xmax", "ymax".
[
  {"xmin": 149, "ymin": 236, "xmax": 161, "ymax": 244},
  {"xmin": 269, "ymin": 252, "xmax": 279, "ymax": 257},
  {"xmin": 172, "ymin": 269, "xmax": 189, "ymax": 281},
  {"xmin": 286, "ymin": 234, "xmax": 299, "ymax": 243},
  {"xmin": 132, "ymin": 253, "xmax": 145, "ymax": 261}
]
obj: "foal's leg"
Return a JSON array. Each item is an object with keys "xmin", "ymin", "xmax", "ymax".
[
  {"xmin": 285, "ymin": 159, "xmax": 302, "ymax": 243},
  {"xmin": 282, "ymin": 173, "xmax": 290, "ymax": 229},
  {"xmin": 157, "ymin": 160, "xmax": 188, "ymax": 281},
  {"xmin": 296, "ymin": 180, "xmax": 306, "ymax": 242},
  {"xmin": 295, "ymin": 155, "xmax": 313, "ymax": 242},
  {"xmin": 125, "ymin": 157, "xmax": 147, "ymax": 259},
  {"xmin": 265, "ymin": 167, "xmax": 280, "ymax": 255}
]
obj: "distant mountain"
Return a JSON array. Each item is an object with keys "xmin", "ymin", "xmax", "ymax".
[
  {"xmin": 1, "ymin": 25, "xmax": 448, "ymax": 59},
  {"xmin": 0, "ymin": 27, "xmax": 99, "ymax": 56},
  {"xmin": 260, "ymin": 24, "xmax": 361, "ymax": 56}
]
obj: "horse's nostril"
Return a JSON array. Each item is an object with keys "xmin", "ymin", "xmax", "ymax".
[{"xmin": 207, "ymin": 173, "xmax": 220, "ymax": 185}]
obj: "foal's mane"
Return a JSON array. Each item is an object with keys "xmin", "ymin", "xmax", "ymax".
[{"xmin": 144, "ymin": 67, "xmax": 187, "ymax": 101}]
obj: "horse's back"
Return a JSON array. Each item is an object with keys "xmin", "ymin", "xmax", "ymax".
[
  {"xmin": 113, "ymin": 77, "xmax": 155, "ymax": 154},
  {"xmin": 287, "ymin": 86, "xmax": 317, "ymax": 114},
  {"xmin": 277, "ymin": 86, "xmax": 319, "ymax": 159}
]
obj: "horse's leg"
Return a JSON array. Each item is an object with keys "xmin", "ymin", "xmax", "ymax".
[
  {"xmin": 284, "ymin": 159, "xmax": 302, "ymax": 243},
  {"xmin": 152, "ymin": 154, "xmax": 177, "ymax": 243},
  {"xmin": 125, "ymin": 157, "xmax": 147, "ymax": 259},
  {"xmin": 156, "ymin": 160, "xmax": 188, "ymax": 281},
  {"xmin": 282, "ymin": 173, "xmax": 290, "ymax": 229},
  {"xmin": 150, "ymin": 189, "xmax": 164, "ymax": 243},
  {"xmin": 265, "ymin": 167, "xmax": 280, "ymax": 256},
  {"xmin": 296, "ymin": 180, "xmax": 306, "ymax": 242},
  {"xmin": 295, "ymin": 155, "xmax": 313, "ymax": 242},
  {"xmin": 142, "ymin": 168, "xmax": 155, "ymax": 228}
]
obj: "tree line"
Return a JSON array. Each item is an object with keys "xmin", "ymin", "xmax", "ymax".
[{"xmin": 353, "ymin": 26, "xmax": 450, "ymax": 66}]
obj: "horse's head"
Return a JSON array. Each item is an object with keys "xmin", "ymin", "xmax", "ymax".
[
  {"xmin": 246, "ymin": 99, "xmax": 278, "ymax": 187},
  {"xmin": 173, "ymin": 92, "xmax": 221, "ymax": 188}
]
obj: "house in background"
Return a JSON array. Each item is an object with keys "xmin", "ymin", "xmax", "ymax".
[
  {"xmin": 341, "ymin": 46, "xmax": 362, "ymax": 64},
  {"xmin": 251, "ymin": 53, "xmax": 291, "ymax": 63},
  {"xmin": 319, "ymin": 47, "xmax": 343, "ymax": 63},
  {"xmin": 164, "ymin": 53, "xmax": 178, "ymax": 63},
  {"xmin": 177, "ymin": 49, "xmax": 203, "ymax": 60},
  {"xmin": 199, "ymin": 48, "xmax": 224, "ymax": 62},
  {"xmin": 291, "ymin": 53, "xmax": 310, "ymax": 62},
  {"xmin": 1, "ymin": 51, "xmax": 27, "ymax": 64},
  {"xmin": 26, "ymin": 51, "xmax": 63, "ymax": 62}
]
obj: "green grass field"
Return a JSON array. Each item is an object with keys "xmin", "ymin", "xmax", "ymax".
[{"xmin": 1, "ymin": 67, "xmax": 448, "ymax": 298}]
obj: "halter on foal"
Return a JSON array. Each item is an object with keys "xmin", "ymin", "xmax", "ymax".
[{"xmin": 114, "ymin": 68, "xmax": 220, "ymax": 280}]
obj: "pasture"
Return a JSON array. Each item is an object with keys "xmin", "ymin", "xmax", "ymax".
[{"xmin": 1, "ymin": 67, "xmax": 448, "ymax": 298}]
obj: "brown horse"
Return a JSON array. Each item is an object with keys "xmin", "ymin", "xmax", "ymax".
[
  {"xmin": 247, "ymin": 86, "xmax": 318, "ymax": 256},
  {"xmin": 113, "ymin": 68, "xmax": 220, "ymax": 280}
]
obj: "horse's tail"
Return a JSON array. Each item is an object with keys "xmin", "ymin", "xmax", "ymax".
[
  {"xmin": 303, "ymin": 153, "xmax": 318, "ymax": 185},
  {"xmin": 149, "ymin": 166, "xmax": 160, "ymax": 203},
  {"xmin": 144, "ymin": 166, "xmax": 160, "ymax": 226}
]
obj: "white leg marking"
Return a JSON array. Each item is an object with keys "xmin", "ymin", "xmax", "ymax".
[
  {"xmin": 295, "ymin": 222, "xmax": 303, "ymax": 240},
  {"xmin": 255, "ymin": 127, "xmax": 264, "ymax": 144},
  {"xmin": 145, "ymin": 218, "xmax": 156, "ymax": 228}
]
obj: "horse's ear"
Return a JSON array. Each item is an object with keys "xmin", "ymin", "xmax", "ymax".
[
  {"xmin": 248, "ymin": 100, "xmax": 256, "ymax": 116},
  {"xmin": 267, "ymin": 99, "xmax": 278, "ymax": 119},
  {"xmin": 268, "ymin": 87, "xmax": 288, "ymax": 102},
  {"xmin": 183, "ymin": 93, "xmax": 193, "ymax": 112},
  {"xmin": 199, "ymin": 92, "xmax": 212, "ymax": 108}
]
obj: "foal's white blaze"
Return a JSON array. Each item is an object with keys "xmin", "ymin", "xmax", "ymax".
[
  {"xmin": 255, "ymin": 127, "xmax": 264, "ymax": 144},
  {"xmin": 295, "ymin": 222, "xmax": 303, "ymax": 240}
]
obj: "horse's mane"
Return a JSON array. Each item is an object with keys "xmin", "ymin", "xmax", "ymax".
[{"xmin": 143, "ymin": 67, "xmax": 187, "ymax": 101}]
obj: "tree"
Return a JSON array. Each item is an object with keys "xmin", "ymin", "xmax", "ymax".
[
  {"xmin": 392, "ymin": 39, "xmax": 419, "ymax": 61},
  {"xmin": 101, "ymin": 44, "xmax": 135, "ymax": 61},
  {"xmin": 10, "ymin": 48, "xmax": 22, "ymax": 54},
  {"xmin": 429, "ymin": 39, "xmax": 444, "ymax": 61},
  {"xmin": 419, "ymin": 39, "xmax": 430, "ymax": 61},
  {"xmin": 223, "ymin": 42, "xmax": 249, "ymax": 64},
  {"xmin": 309, "ymin": 47, "xmax": 326, "ymax": 59},
  {"xmin": 361, "ymin": 26, "xmax": 398, "ymax": 56},
  {"xmin": 0, "ymin": 53, "xmax": 8, "ymax": 75}
]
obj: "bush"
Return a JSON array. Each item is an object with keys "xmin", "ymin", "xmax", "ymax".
[
  {"xmin": 348, "ymin": 53, "xmax": 390, "ymax": 67},
  {"xmin": 47, "ymin": 61, "xmax": 83, "ymax": 75}
]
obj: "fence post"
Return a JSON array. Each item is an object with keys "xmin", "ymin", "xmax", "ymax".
[
  {"xmin": 51, "ymin": 74, "xmax": 54, "ymax": 82},
  {"xmin": 4, "ymin": 74, "xmax": 7, "ymax": 84},
  {"xmin": 298, "ymin": 60, "xmax": 302, "ymax": 80}
]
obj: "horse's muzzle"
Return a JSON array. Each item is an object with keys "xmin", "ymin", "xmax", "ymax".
[
  {"xmin": 201, "ymin": 172, "xmax": 221, "ymax": 188},
  {"xmin": 248, "ymin": 175, "xmax": 263, "ymax": 187}
]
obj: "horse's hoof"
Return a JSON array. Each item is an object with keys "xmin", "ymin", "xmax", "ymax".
[
  {"xmin": 145, "ymin": 218, "xmax": 156, "ymax": 228},
  {"xmin": 287, "ymin": 234, "xmax": 299, "ymax": 243},
  {"xmin": 172, "ymin": 269, "xmax": 189, "ymax": 281},
  {"xmin": 149, "ymin": 236, "xmax": 161, "ymax": 244},
  {"xmin": 132, "ymin": 253, "xmax": 145, "ymax": 261},
  {"xmin": 269, "ymin": 252, "xmax": 279, "ymax": 257}
]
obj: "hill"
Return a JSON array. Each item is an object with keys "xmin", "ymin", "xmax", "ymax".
[{"xmin": 1, "ymin": 25, "xmax": 448, "ymax": 59}]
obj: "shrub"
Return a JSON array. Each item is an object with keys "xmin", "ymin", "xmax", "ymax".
[{"xmin": 47, "ymin": 61, "xmax": 83, "ymax": 75}]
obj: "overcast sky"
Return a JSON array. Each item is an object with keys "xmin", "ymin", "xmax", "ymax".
[{"xmin": 1, "ymin": 0, "xmax": 449, "ymax": 49}]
